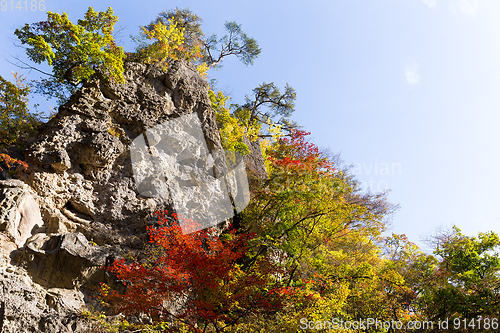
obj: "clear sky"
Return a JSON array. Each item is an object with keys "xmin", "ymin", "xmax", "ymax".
[{"xmin": 1, "ymin": 0, "xmax": 499, "ymax": 250}]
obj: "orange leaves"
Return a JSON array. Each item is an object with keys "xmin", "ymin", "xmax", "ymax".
[
  {"xmin": 0, "ymin": 153, "xmax": 28, "ymax": 177},
  {"xmin": 267, "ymin": 129, "xmax": 336, "ymax": 175}
]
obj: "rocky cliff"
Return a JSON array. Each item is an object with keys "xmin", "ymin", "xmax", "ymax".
[{"xmin": 0, "ymin": 59, "xmax": 266, "ymax": 332}]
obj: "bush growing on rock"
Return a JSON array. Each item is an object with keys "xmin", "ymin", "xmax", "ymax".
[{"xmin": 0, "ymin": 73, "xmax": 40, "ymax": 148}]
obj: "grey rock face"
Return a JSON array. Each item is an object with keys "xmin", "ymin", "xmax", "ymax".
[
  {"xmin": 130, "ymin": 111, "xmax": 250, "ymax": 232},
  {"xmin": 23, "ymin": 232, "xmax": 108, "ymax": 289},
  {"xmin": 0, "ymin": 234, "xmax": 91, "ymax": 333},
  {"xmin": 25, "ymin": 59, "xmax": 221, "ymax": 246},
  {"xmin": 242, "ymin": 136, "xmax": 268, "ymax": 184},
  {"xmin": 0, "ymin": 180, "xmax": 43, "ymax": 247},
  {"xmin": 0, "ymin": 59, "xmax": 265, "ymax": 332}
]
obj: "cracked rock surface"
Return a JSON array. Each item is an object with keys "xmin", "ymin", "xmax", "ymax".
[{"xmin": 0, "ymin": 59, "xmax": 257, "ymax": 332}]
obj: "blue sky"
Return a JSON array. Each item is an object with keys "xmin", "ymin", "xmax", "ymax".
[{"xmin": 1, "ymin": 0, "xmax": 499, "ymax": 249}]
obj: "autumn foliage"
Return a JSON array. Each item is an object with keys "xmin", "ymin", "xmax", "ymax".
[
  {"xmin": 0, "ymin": 153, "xmax": 28, "ymax": 178},
  {"xmin": 267, "ymin": 129, "xmax": 335, "ymax": 173},
  {"xmin": 99, "ymin": 211, "xmax": 304, "ymax": 332},
  {"xmin": 10, "ymin": 6, "xmax": 500, "ymax": 332},
  {"xmin": 0, "ymin": 73, "xmax": 40, "ymax": 147},
  {"xmin": 96, "ymin": 127, "xmax": 500, "ymax": 333}
]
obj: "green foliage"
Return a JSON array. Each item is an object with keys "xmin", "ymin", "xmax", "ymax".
[
  {"xmin": 421, "ymin": 227, "xmax": 500, "ymax": 319},
  {"xmin": 81, "ymin": 308, "xmax": 130, "ymax": 333},
  {"xmin": 233, "ymin": 82, "xmax": 298, "ymax": 137},
  {"xmin": 148, "ymin": 8, "xmax": 260, "ymax": 69},
  {"xmin": 226, "ymin": 279, "xmax": 349, "ymax": 333},
  {"xmin": 0, "ymin": 72, "xmax": 40, "ymax": 147},
  {"xmin": 210, "ymin": 89, "xmax": 251, "ymax": 156},
  {"xmin": 383, "ymin": 234, "xmax": 438, "ymax": 316},
  {"xmin": 204, "ymin": 21, "xmax": 261, "ymax": 69},
  {"xmin": 242, "ymin": 130, "xmax": 388, "ymax": 264},
  {"xmin": 237, "ymin": 130, "xmax": 409, "ymax": 329},
  {"xmin": 15, "ymin": 7, "xmax": 125, "ymax": 104}
]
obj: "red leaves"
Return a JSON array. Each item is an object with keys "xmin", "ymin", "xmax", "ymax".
[
  {"xmin": 269, "ymin": 156, "xmax": 301, "ymax": 167},
  {"xmin": 267, "ymin": 129, "xmax": 336, "ymax": 174},
  {"xmin": 100, "ymin": 210, "xmax": 287, "ymax": 330},
  {"xmin": 0, "ymin": 153, "xmax": 28, "ymax": 175}
]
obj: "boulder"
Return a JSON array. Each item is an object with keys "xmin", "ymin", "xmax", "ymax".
[
  {"xmin": 0, "ymin": 180, "xmax": 43, "ymax": 247},
  {"xmin": 0, "ymin": 234, "xmax": 92, "ymax": 333},
  {"xmin": 23, "ymin": 232, "xmax": 108, "ymax": 289}
]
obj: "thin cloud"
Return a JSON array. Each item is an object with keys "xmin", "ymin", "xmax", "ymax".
[
  {"xmin": 458, "ymin": 0, "xmax": 478, "ymax": 17},
  {"xmin": 421, "ymin": 0, "xmax": 437, "ymax": 8},
  {"xmin": 405, "ymin": 64, "xmax": 420, "ymax": 85}
]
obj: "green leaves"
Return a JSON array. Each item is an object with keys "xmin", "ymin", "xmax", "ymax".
[
  {"xmin": 209, "ymin": 89, "xmax": 252, "ymax": 156},
  {"xmin": 232, "ymin": 82, "xmax": 297, "ymax": 139},
  {"xmin": 203, "ymin": 21, "xmax": 261, "ymax": 69},
  {"xmin": 0, "ymin": 73, "xmax": 40, "ymax": 148},
  {"xmin": 243, "ymin": 130, "xmax": 389, "ymax": 273},
  {"xmin": 15, "ymin": 7, "xmax": 125, "ymax": 104},
  {"xmin": 421, "ymin": 227, "xmax": 500, "ymax": 319},
  {"xmin": 221, "ymin": 21, "xmax": 261, "ymax": 66}
]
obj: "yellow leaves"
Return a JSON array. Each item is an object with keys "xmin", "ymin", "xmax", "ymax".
[
  {"xmin": 196, "ymin": 62, "xmax": 210, "ymax": 79},
  {"xmin": 99, "ymin": 283, "xmax": 110, "ymax": 297},
  {"xmin": 227, "ymin": 279, "xmax": 349, "ymax": 333},
  {"xmin": 209, "ymin": 89, "xmax": 251, "ymax": 156},
  {"xmin": 0, "ymin": 72, "xmax": 40, "ymax": 147},
  {"xmin": 107, "ymin": 127, "xmax": 121, "ymax": 138},
  {"xmin": 11, "ymin": 72, "xmax": 29, "ymax": 104},
  {"xmin": 28, "ymin": 35, "xmax": 55, "ymax": 65},
  {"xmin": 265, "ymin": 119, "xmax": 285, "ymax": 140},
  {"xmin": 16, "ymin": 7, "xmax": 125, "ymax": 87},
  {"xmin": 209, "ymin": 90, "xmax": 229, "ymax": 109},
  {"xmin": 135, "ymin": 18, "xmax": 204, "ymax": 67},
  {"xmin": 211, "ymin": 95, "xmax": 263, "ymax": 154},
  {"xmin": 142, "ymin": 19, "xmax": 185, "ymax": 50},
  {"xmin": 131, "ymin": 15, "xmax": 204, "ymax": 71}
]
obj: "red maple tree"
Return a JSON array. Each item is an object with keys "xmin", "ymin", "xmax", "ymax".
[{"xmin": 99, "ymin": 211, "xmax": 295, "ymax": 332}]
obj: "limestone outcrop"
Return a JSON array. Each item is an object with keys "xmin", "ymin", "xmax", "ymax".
[{"xmin": 0, "ymin": 59, "xmax": 261, "ymax": 332}]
